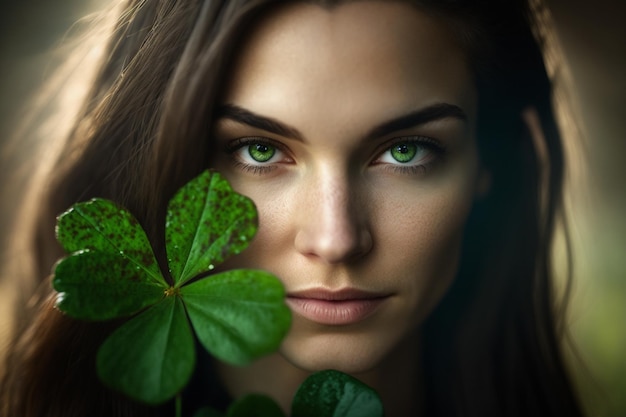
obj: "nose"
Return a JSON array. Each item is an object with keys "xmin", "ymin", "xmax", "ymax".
[{"xmin": 294, "ymin": 172, "xmax": 373, "ymax": 264}]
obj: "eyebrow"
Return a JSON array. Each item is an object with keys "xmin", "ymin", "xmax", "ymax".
[
  {"xmin": 364, "ymin": 103, "xmax": 467, "ymax": 141},
  {"xmin": 214, "ymin": 104, "xmax": 305, "ymax": 141},
  {"xmin": 214, "ymin": 102, "xmax": 467, "ymax": 142}
]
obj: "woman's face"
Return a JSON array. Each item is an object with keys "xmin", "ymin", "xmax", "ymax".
[{"xmin": 210, "ymin": 1, "xmax": 486, "ymax": 374}]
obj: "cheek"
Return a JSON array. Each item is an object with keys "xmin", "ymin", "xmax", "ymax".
[{"xmin": 375, "ymin": 180, "xmax": 476, "ymax": 317}]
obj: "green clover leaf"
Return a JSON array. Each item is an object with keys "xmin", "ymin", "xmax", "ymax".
[
  {"xmin": 165, "ymin": 170, "xmax": 258, "ymax": 286},
  {"xmin": 291, "ymin": 370, "xmax": 384, "ymax": 417},
  {"xmin": 52, "ymin": 170, "xmax": 291, "ymax": 405},
  {"xmin": 96, "ymin": 296, "xmax": 195, "ymax": 403}
]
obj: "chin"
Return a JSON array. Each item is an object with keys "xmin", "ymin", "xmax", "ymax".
[{"xmin": 278, "ymin": 330, "xmax": 396, "ymax": 375}]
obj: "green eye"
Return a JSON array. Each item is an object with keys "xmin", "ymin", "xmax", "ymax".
[
  {"xmin": 248, "ymin": 144, "xmax": 276, "ymax": 162},
  {"xmin": 390, "ymin": 143, "xmax": 417, "ymax": 163}
]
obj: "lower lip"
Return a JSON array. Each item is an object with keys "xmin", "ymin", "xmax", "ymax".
[{"xmin": 286, "ymin": 297, "xmax": 387, "ymax": 326}]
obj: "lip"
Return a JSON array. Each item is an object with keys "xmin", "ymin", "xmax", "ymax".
[{"xmin": 286, "ymin": 288, "xmax": 390, "ymax": 326}]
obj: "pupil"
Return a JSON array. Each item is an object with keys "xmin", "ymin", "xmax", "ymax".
[
  {"xmin": 391, "ymin": 143, "xmax": 417, "ymax": 163},
  {"xmin": 249, "ymin": 143, "xmax": 275, "ymax": 162}
]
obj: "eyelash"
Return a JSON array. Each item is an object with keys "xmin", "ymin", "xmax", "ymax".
[
  {"xmin": 223, "ymin": 135, "xmax": 446, "ymax": 175},
  {"xmin": 375, "ymin": 136, "xmax": 446, "ymax": 175},
  {"xmin": 224, "ymin": 137, "xmax": 288, "ymax": 175}
]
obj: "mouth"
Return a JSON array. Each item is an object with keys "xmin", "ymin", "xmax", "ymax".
[{"xmin": 286, "ymin": 288, "xmax": 391, "ymax": 326}]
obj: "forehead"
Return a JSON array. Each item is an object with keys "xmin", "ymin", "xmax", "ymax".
[{"xmin": 222, "ymin": 1, "xmax": 476, "ymax": 133}]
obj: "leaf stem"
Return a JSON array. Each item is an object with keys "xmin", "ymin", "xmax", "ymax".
[{"xmin": 175, "ymin": 394, "xmax": 182, "ymax": 417}]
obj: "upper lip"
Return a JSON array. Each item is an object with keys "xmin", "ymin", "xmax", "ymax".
[{"xmin": 287, "ymin": 288, "xmax": 391, "ymax": 301}]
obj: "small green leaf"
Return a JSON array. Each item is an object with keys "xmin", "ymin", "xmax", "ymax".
[
  {"xmin": 97, "ymin": 296, "xmax": 195, "ymax": 404},
  {"xmin": 227, "ymin": 394, "xmax": 286, "ymax": 417},
  {"xmin": 181, "ymin": 269, "xmax": 291, "ymax": 365},
  {"xmin": 53, "ymin": 250, "xmax": 165, "ymax": 320},
  {"xmin": 166, "ymin": 171, "xmax": 258, "ymax": 286},
  {"xmin": 291, "ymin": 370, "xmax": 384, "ymax": 417},
  {"xmin": 56, "ymin": 198, "xmax": 164, "ymax": 286}
]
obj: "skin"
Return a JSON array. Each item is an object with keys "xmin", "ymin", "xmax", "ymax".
[{"xmin": 209, "ymin": 1, "xmax": 489, "ymax": 413}]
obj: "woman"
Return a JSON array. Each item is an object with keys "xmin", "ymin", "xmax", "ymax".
[{"xmin": 0, "ymin": 0, "xmax": 584, "ymax": 416}]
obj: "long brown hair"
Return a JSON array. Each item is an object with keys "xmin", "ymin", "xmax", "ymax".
[{"xmin": 0, "ymin": 0, "xmax": 584, "ymax": 416}]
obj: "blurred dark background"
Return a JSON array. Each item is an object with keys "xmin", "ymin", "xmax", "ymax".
[
  {"xmin": 0, "ymin": 0, "xmax": 93, "ymax": 137},
  {"xmin": 1, "ymin": 0, "xmax": 624, "ymax": 415}
]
